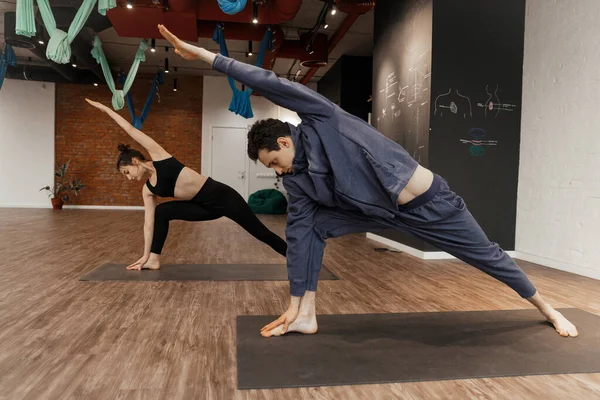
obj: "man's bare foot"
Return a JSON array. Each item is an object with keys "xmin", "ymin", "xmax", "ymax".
[
  {"xmin": 527, "ymin": 292, "xmax": 578, "ymax": 337},
  {"xmin": 546, "ymin": 309, "xmax": 579, "ymax": 337},
  {"xmin": 261, "ymin": 313, "xmax": 318, "ymax": 337}
]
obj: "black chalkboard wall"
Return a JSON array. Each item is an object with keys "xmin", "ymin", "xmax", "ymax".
[
  {"xmin": 318, "ymin": 55, "xmax": 373, "ymax": 122},
  {"xmin": 373, "ymin": 0, "xmax": 526, "ymax": 251}
]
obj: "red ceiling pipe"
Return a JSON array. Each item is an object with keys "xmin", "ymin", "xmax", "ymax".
[
  {"xmin": 196, "ymin": 21, "xmax": 284, "ymax": 42},
  {"xmin": 192, "ymin": 0, "xmax": 302, "ymax": 24},
  {"xmin": 335, "ymin": 0, "xmax": 376, "ymax": 15},
  {"xmin": 300, "ymin": 0, "xmax": 375, "ymax": 84}
]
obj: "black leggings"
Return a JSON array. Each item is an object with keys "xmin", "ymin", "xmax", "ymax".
[{"xmin": 150, "ymin": 177, "xmax": 287, "ymax": 256}]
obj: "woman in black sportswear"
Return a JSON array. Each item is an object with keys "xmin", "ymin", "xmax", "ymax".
[{"xmin": 86, "ymin": 99, "xmax": 287, "ymax": 270}]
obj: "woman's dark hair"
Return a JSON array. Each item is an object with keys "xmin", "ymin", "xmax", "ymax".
[
  {"xmin": 247, "ymin": 118, "xmax": 291, "ymax": 161},
  {"xmin": 116, "ymin": 143, "xmax": 146, "ymax": 170}
]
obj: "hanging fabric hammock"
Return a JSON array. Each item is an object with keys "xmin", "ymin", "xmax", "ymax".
[
  {"xmin": 119, "ymin": 71, "xmax": 164, "ymax": 129},
  {"xmin": 217, "ymin": 0, "xmax": 247, "ymax": 15},
  {"xmin": 212, "ymin": 24, "xmax": 273, "ymax": 118},
  {"xmin": 91, "ymin": 36, "xmax": 148, "ymax": 111},
  {"xmin": 0, "ymin": 44, "xmax": 17, "ymax": 91},
  {"xmin": 16, "ymin": 0, "xmax": 116, "ymax": 64}
]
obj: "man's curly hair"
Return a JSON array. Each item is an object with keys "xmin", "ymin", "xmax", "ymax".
[{"xmin": 247, "ymin": 118, "xmax": 291, "ymax": 161}]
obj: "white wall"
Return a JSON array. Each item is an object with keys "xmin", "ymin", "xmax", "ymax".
[
  {"xmin": 517, "ymin": 0, "xmax": 600, "ymax": 279},
  {"xmin": 0, "ymin": 79, "xmax": 55, "ymax": 208},
  {"xmin": 202, "ymin": 76, "xmax": 304, "ymax": 199}
]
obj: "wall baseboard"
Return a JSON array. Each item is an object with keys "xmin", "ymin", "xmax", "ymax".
[
  {"xmin": 366, "ymin": 233, "xmax": 599, "ymax": 280},
  {"xmin": 0, "ymin": 204, "xmax": 51, "ymax": 208},
  {"xmin": 515, "ymin": 251, "xmax": 600, "ymax": 280},
  {"xmin": 367, "ymin": 232, "xmax": 513, "ymax": 260},
  {"xmin": 63, "ymin": 205, "xmax": 144, "ymax": 210},
  {"xmin": 0, "ymin": 204, "xmax": 144, "ymax": 210}
]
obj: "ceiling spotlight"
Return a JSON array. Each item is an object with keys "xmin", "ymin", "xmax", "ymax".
[
  {"xmin": 252, "ymin": 2, "xmax": 258, "ymax": 23},
  {"xmin": 165, "ymin": 57, "xmax": 169, "ymax": 73},
  {"xmin": 151, "ymin": 39, "xmax": 156, "ymax": 52},
  {"xmin": 331, "ymin": 6, "xmax": 337, "ymax": 16},
  {"xmin": 38, "ymin": 40, "xmax": 44, "ymax": 45},
  {"xmin": 71, "ymin": 56, "xmax": 77, "ymax": 68},
  {"xmin": 247, "ymin": 41, "xmax": 253, "ymax": 57},
  {"xmin": 94, "ymin": 83, "xmax": 98, "ymax": 87},
  {"xmin": 324, "ymin": 22, "xmax": 328, "ymax": 29},
  {"xmin": 126, "ymin": 0, "xmax": 133, "ymax": 9},
  {"xmin": 173, "ymin": 79, "xmax": 178, "ymax": 92}
]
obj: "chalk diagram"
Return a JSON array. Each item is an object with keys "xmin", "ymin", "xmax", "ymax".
[
  {"xmin": 377, "ymin": 71, "xmax": 398, "ymax": 124},
  {"xmin": 460, "ymin": 128, "xmax": 497, "ymax": 156},
  {"xmin": 433, "ymin": 88, "xmax": 473, "ymax": 118},
  {"xmin": 476, "ymin": 84, "xmax": 517, "ymax": 118}
]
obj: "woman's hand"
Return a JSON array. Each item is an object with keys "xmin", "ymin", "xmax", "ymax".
[
  {"xmin": 85, "ymin": 98, "xmax": 110, "ymax": 113},
  {"xmin": 126, "ymin": 254, "xmax": 150, "ymax": 270}
]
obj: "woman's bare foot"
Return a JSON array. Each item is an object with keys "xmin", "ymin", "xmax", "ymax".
[
  {"xmin": 545, "ymin": 309, "xmax": 579, "ymax": 337},
  {"xmin": 261, "ymin": 312, "xmax": 318, "ymax": 337},
  {"xmin": 141, "ymin": 253, "xmax": 161, "ymax": 270}
]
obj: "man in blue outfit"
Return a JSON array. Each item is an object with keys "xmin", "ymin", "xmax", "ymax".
[{"xmin": 159, "ymin": 24, "xmax": 578, "ymax": 338}]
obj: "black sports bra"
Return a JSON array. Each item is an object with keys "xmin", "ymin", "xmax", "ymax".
[{"xmin": 146, "ymin": 157, "xmax": 185, "ymax": 198}]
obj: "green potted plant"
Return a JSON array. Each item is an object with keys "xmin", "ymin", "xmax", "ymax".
[{"xmin": 39, "ymin": 160, "xmax": 86, "ymax": 210}]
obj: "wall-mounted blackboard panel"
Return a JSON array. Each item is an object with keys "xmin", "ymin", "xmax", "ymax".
[
  {"xmin": 373, "ymin": 0, "xmax": 434, "ymax": 251},
  {"xmin": 373, "ymin": 0, "xmax": 432, "ymax": 167},
  {"xmin": 429, "ymin": 0, "xmax": 526, "ymax": 250}
]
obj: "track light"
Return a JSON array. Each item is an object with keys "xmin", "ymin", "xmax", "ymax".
[
  {"xmin": 151, "ymin": 39, "xmax": 156, "ymax": 52},
  {"xmin": 252, "ymin": 2, "xmax": 258, "ymax": 23},
  {"xmin": 126, "ymin": 0, "xmax": 133, "ymax": 9},
  {"xmin": 165, "ymin": 58, "xmax": 169, "ymax": 73},
  {"xmin": 71, "ymin": 56, "xmax": 77, "ymax": 68},
  {"xmin": 173, "ymin": 79, "xmax": 178, "ymax": 92},
  {"xmin": 38, "ymin": 40, "xmax": 44, "ymax": 45},
  {"xmin": 247, "ymin": 41, "xmax": 253, "ymax": 57},
  {"xmin": 94, "ymin": 83, "xmax": 98, "ymax": 87},
  {"xmin": 307, "ymin": 44, "xmax": 314, "ymax": 55},
  {"xmin": 331, "ymin": 6, "xmax": 337, "ymax": 16}
]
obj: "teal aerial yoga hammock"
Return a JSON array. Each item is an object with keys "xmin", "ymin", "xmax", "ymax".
[
  {"xmin": 212, "ymin": 24, "xmax": 273, "ymax": 118},
  {"xmin": 91, "ymin": 36, "xmax": 148, "ymax": 111},
  {"xmin": 15, "ymin": 0, "xmax": 116, "ymax": 64},
  {"xmin": 218, "ymin": 0, "xmax": 247, "ymax": 15},
  {"xmin": 119, "ymin": 71, "xmax": 164, "ymax": 129},
  {"xmin": 0, "ymin": 43, "xmax": 16, "ymax": 91}
]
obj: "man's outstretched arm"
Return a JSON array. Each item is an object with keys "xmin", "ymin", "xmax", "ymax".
[{"xmin": 158, "ymin": 24, "xmax": 335, "ymax": 119}]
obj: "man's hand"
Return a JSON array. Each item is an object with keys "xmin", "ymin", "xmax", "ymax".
[
  {"xmin": 260, "ymin": 297, "xmax": 301, "ymax": 337},
  {"xmin": 158, "ymin": 24, "xmax": 204, "ymax": 61}
]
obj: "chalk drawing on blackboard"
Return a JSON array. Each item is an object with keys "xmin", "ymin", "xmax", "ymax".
[
  {"xmin": 434, "ymin": 88, "xmax": 472, "ymax": 118},
  {"xmin": 411, "ymin": 145, "xmax": 426, "ymax": 163},
  {"xmin": 460, "ymin": 128, "xmax": 497, "ymax": 156},
  {"xmin": 378, "ymin": 72, "xmax": 398, "ymax": 121},
  {"xmin": 476, "ymin": 84, "xmax": 517, "ymax": 117}
]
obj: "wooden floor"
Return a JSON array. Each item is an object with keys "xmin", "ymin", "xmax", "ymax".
[{"xmin": 0, "ymin": 208, "xmax": 599, "ymax": 400}]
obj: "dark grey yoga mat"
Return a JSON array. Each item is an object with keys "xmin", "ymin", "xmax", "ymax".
[
  {"xmin": 80, "ymin": 263, "xmax": 338, "ymax": 282},
  {"xmin": 236, "ymin": 308, "xmax": 600, "ymax": 389}
]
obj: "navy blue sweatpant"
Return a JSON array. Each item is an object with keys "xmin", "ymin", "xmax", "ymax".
[{"xmin": 307, "ymin": 175, "xmax": 537, "ymax": 298}]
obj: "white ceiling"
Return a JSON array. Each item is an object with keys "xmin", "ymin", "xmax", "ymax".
[{"xmin": 0, "ymin": 0, "xmax": 374, "ymax": 83}]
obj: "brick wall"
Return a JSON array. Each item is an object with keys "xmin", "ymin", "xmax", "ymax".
[
  {"xmin": 55, "ymin": 74, "xmax": 203, "ymax": 206},
  {"xmin": 517, "ymin": 0, "xmax": 600, "ymax": 278}
]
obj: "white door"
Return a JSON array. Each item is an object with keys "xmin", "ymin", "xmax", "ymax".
[{"xmin": 211, "ymin": 127, "xmax": 248, "ymax": 198}]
